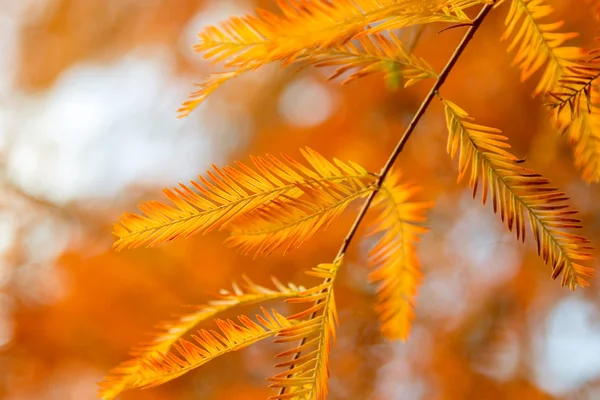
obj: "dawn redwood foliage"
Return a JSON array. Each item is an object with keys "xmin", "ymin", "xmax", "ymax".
[{"xmin": 99, "ymin": 1, "xmax": 599, "ymax": 399}]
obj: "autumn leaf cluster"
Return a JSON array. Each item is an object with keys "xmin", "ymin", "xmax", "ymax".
[{"xmin": 99, "ymin": 1, "xmax": 599, "ymax": 399}]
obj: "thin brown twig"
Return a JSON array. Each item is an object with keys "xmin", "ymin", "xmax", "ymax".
[{"xmin": 277, "ymin": 2, "xmax": 496, "ymax": 397}]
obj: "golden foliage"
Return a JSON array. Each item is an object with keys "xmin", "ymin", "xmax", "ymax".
[
  {"xmin": 557, "ymin": 102, "xmax": 600, "ymax": 183},
  {"xmin": 179, "ymin": 0, "xmax": 486, "ymax": 117},
  {"xmin": 226, "ymin": 178, "xmax": 373, "ymax": 257},
  {"xmin": 88, "ymin": 1, "xmax": 600, "ymax": 399},
  {"xmin": 368, "ymin": 172, "xmax": 433, "ymax": 340},
  {"xmin": 547, "ymin": 43, "xmax": 600, "ymax": 118},
  {"xmin": 195, "ymin": 0, "xmax": 479, "ymax": 69},
  {"xmin": 501, "ymin": 0, "xmax": 581, "ymax": 95},
  {"xmin": 178, "ymin": 69, "xmax": 249, "ymax": 118},
  {"xmin": 98, "ymin": 277, "xmax": 303, "ymax": 400},
  {"xmin": 102, "ymin": 308, "xmax": 291, "ymax": 394},
  {"xmin": 269, "ymin": 262, "xmax": 341, "ymax": 399},
  {"xmin": 179, "ymin": 32, "xmax": 437, "ymax": 117},
  {"xmin": 113, "ymin": 148, "xmax": 373, "ymax": 252},
  {"xmin": 146, "ymin": 277, "xmax": 303, "ymax": 354},
  {"xmin": 547, "ymin": 67, "xmax": 600, "ymax": 118},
  {"xmin": 502, "ymin": 1, "xmax": 600, "ymax": 184},
  {"xmin": 546, "ymin": 44, "xmax": 600, "ymax": 183},
  {"xmin": 298, "ymin": 32, "xmax": 438, "ymax": 87},
  {"xmin": 7, "ymin": 0, "xmax": 600, "ymax": 399},
  {"xmin": 443, "ymin": 98, "xmax": 594, "ymax": 289}
]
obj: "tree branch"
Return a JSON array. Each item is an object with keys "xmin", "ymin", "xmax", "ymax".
[{"xmin": 277, "ymin": 2, "xmax": 496, "ymax": 396}]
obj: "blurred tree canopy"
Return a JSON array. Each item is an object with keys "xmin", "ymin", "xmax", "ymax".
[{"xmin": 0, "ymin": 0, "xmax": 599, "ymax": 399}]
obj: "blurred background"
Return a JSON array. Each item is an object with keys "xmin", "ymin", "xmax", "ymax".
[{"xmin": 0, "ymin": 0, "xmax": 599, "ymax": 399}]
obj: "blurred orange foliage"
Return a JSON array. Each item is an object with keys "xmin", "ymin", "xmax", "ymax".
[{"xmin": 1, "ymin": 0, "xmax": 600, "ymax": 399}]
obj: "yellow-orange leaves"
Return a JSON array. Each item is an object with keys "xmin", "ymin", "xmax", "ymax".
[
  {"xmin": 196, "ymin": 0, "xmax": 478, "ymax": 70},
  {"xmin": 99, "ymin": 2, "xmax": 600, "ymax": 399},
  {"xmin": 557, "ymin": 103, "xmax": 600, "ymax": 183},
  {"xmin": 501, "ymin": 0, "xmax": 581, "ymax": 95},
  {"xmin": 226, "ymin": 179, "xmax": 373, "ymax": 256},
  {"xmin": 269, "ymin": 262, "xmax": 341, "ymax": 400},
  {"xmin": 368, "ymin": 172, "xmax": 432, "ymax": 340},
  {"xmin": 179, "ymin": 0, "xmax": 486, "ymax": 117},
  {"xmin": 300, "ymin": 32, "xmax": 438, "ymax": 87},
  {"xmin": 98, "ymin": 278, "xmax": 303, "ymax": 400},
  {"xmin": 113, "ymin": 148, "xmax": 374, "ymax": 254},
  {"xmin": 443, "ymin": 99, "xmax": 594, "ymax": 289},
  {"xmin": 108, "ymin": 308, "xmax": 291, "ymax": 392},
  {"xmin": 547, "ymin": 47, "xmax": 600, "ymax": 183}
]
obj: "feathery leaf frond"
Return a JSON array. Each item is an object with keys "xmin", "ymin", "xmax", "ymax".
[
  {"xmin": 501, "ymin": 0, "xmax": 581, "ymax": 95},
  {"xmin": 547, "ymin": 44, "xmax": 600, "ymax": 118},
  {"xmin": 179, "ymin": 0, "xmax": 486, "ymax": 116},
  {"xmin": 103, "ymin": 308, "xmax": 292, "ymax": 395},
  {"xmin": 368, "ymin": 172, "xmax": 433, "ymax": 340},
  {"xmin": 545, "ymin": 43, "xmax": 600, "ymax": 183},
  {"xmin": 557, "ymin": 102, "xmax": 600, "ymax": 183},
  {"xmin": 144, "ymin": 277, "xmax": 304, "ymax": 355},
  {"xmin": 226, "ymin": 177, "xmax": 373, "ymax": 256},
  {"xmin": 269, "ymin": 262, "xmax": 341, "ymax": 399},
  {"xmin": 443, "ymin": 98, "xmax": 594, "ymax": 289},
  {"xmin": 546, "ymin": 66, "xmax": 600, "ymax": 118},
  {"xmin": 503, "ymin": 2, "xmax": 600, "ymax": 184},
  {"xmin": 299, "ymin": 32, "xmax": 438, "ymax": 87},
  {"xmin": 178, "ymin": 69, "xmax": 249, "ymax": 117},
  {"xmin": 113, "ymin": 148, "xmax": 372, "ymax": 251},
  {"xmin": 179, "ymin": 31, "xmax": 438, "ymax": 117},
  {"xmin": 196, "ymin": 0, "xmax": 479, "ymax": 69},
  {"xmin": 99, "ymin": 278, "xmax": 303, "ymax": 400}
]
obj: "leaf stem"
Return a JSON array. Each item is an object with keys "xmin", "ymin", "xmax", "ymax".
[{"xmin": 277, "ymin": 2, "xmax": 495, "ymax": 396}]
